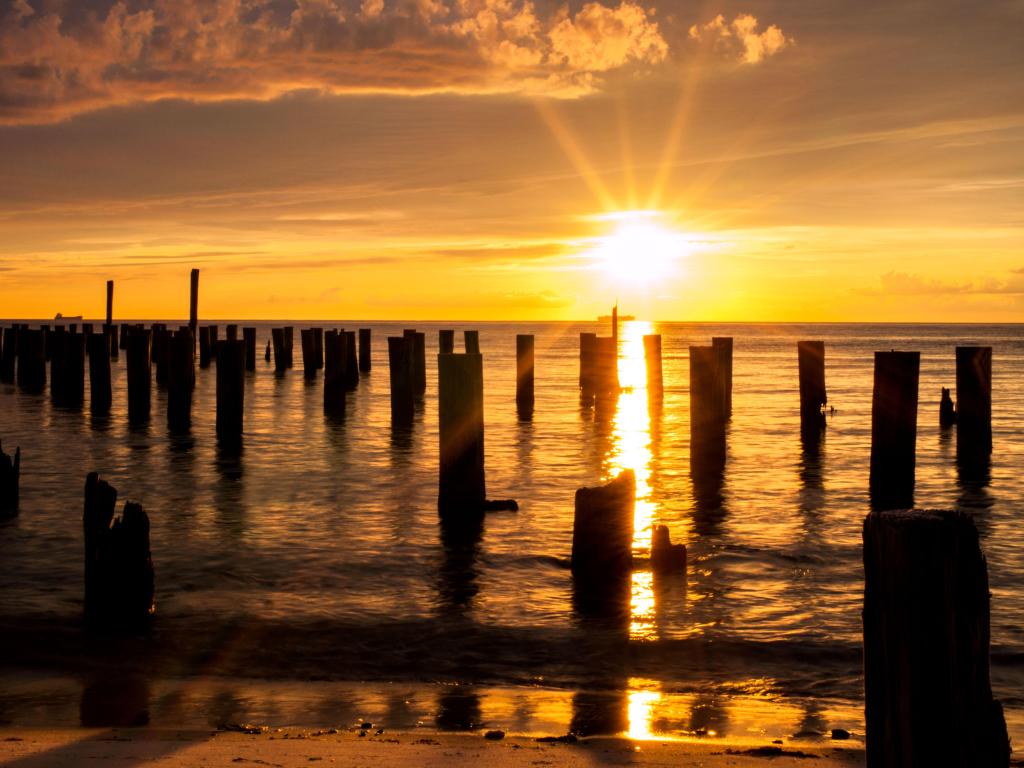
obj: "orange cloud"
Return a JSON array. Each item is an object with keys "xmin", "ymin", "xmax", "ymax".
[
  {"xmin": 688, "ymin": 13, "xmax": 791, "ymax": 64},
  {"xmin": 0, "ymin": 0, "xmax": 669, "ymax": 124}
]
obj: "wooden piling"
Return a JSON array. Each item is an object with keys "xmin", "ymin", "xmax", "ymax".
[
  {"xmin": 105, "ymin": 280, "xmax": 114, "ymax": 326},
  {"xmin": 797, "ymin": 341, "xmax": 827, "ymax": 433},
  {"xmin": 243, "ymin": 327, "xmax": 256, "ymax": 372},
  {"xmin": 216, "ymin": 339, "xmax": 245, "ymax": 438},
  {"xmin": 863, "ymin": 509, "xmax": 1009, "ymax": 766},
  {"xmin": 126, "ymin": 329, "xmax": 152, "ymax": 424},
  {"xmin": 198, "ymin": 326, "xmax": 211, "ymax": 368},
  {"xmin": 49, "ymin": 327, "xmax": 66, "ymax": 405},
  {"xmin": 387, "ymin": 336, "xmax": 414, "ymax": 425},
  {"xmin": 344, "ymin": 330, "xmax": 359, "ymax": 389},
  {"xmin": 955, "ymin": 346, "xmax": 992, "ymax": 460},
  {"xmin": 464, "ymin": 330, "xmax": 480, "ymax": 354},
  {"xmin": 643, "ymin": 334, "xmax": 663, "ymax": 397},
  {"xmin": 438, "ymin": 352, "xmax": 486, "ymax": 517},
  {"xmin": 712, "ymin": 337, "xmax": 733, "ymax": 417},
  {"xmin": 189, "ymin": 268, "xmax": 199, "ymax": 344},
  {"xmin": 403, "ymin": 330, "xmax": 426, "ymax": 394},
  {"xmin": 323, "ymin": 330, "xmax": 346, "ymax": 416},
  {"xmin": 940, "ymin": 387, "xmax": 956, "ymax": 428},
  {"xmin": 283, "ymin": 327, "xmax": 294, "ymax": 368},
  {"xmin": 16, "ymin": 329, "xmax": 46, "ymax": 393},
  {"xmin": 0, "ymin": 326, "xmax": 16, "ymax": 383},
  {"xmin": 87, "ymin": 333, "xmax": 112, "ymax": 415},
  {"xmin": 358, "ymin": 328, "xmax": 371, "ymax": 373},
  {"xmin": 579, "ymin": 332, "xmax": 596, "ymax": 403},
  {"xmin": 870, "ymin": 351, "xmax": 920, "ymax": 510},
  {"xmin": 313, "ymin": 328, "xmax": 324, "ymax": 370},
  {"xmin": 167, "ymin": 328, "xmax": 194, "ymax": 432},
  {"xmin": 516, "ymin": 334, "xmax": 535, "ymax": 415},
  {"xmin": 0, "ymin": 441, "xmax": 19, "ymax": 518},
  {"xmin": 83, "ymin": 473, "xmax": 155, "ymax": 624},
  {"xmin": 439, "ymin": 330, "xmax": 455, "ymax": 354},
  {"xmin": 690, "ymin": 345, "xmax": 726, "ymax": 462},
  {"xmin": 226, "ymin": 324, "xmax": 238, "ymax": 342},
  {"xmin": 571, "ymin": 470, "xmax": 635, "ymax": 609},
  {"xmin": 301, "ymin": 328, "xmax": 317, "ymax": 378},
  {"xmin": 271, "ymin": 328, "xmax": 287, "ymax": 373},
  {"xmin": 152, "ymin": 325, "xmax": 170, "ymax": 388},
  {"xmin": 62, "ymin": 331, "xmax": 86, "ymax": 408},
  {"xmin": 592, "ymin": 336, "xmax": 618, "ymax": 403}
]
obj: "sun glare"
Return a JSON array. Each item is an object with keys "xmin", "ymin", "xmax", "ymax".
[{"xmin": 589, "ymin": 211, "xmax": 690, "ymax": 283}]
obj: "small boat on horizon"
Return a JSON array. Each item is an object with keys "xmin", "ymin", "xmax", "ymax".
[
  {"xmin": 598, "ymin": 314, "xmax": 635, "ymax": 322},
  {"xmin": 53, "ymin": 313, "xmax": 83, "ymax": 321}
]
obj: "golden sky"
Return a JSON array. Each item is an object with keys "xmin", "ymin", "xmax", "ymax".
[{"xmin": 1, "ymin": 0, "xmax": 1022, "ymax": 321}]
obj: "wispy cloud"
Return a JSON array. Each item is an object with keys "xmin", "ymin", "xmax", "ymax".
[
  {"xmin": 688, "ymin": 13, "xmax": 791, "ymax": 64},
  {"xmin": 861, "ymin": 270, "xmax": 1024, "ymax": 296}
]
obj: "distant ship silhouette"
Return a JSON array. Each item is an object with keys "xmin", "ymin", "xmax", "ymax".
[
  {"xmin": 54, "ymin": 313, "xmax": 83, "ymax": 321},
  {"xmin": 598, "ymin": 314, "xmax": 634, "ymax": 322}
]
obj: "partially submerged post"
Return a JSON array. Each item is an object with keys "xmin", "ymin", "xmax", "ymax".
[
  {"xmin": 388, "ymin": 336, "xmax": 414, "ymax": 425},
  {"xmin": 516, "ymin": 334, "xmax": 535, "ymax": 416},
  {"xmin": 106, "ymin": 281, "xmax": 118, "ymax": 361},
  {"xmin": 690, "ymin": 345, "xmax": 726, "ymax": 465},
  {"xmin": 643, "ymin": 334, "xmax": 663, "ymax": 398},
  {"xmin": 16, "ymin": 329, "xmax": 46, "ymax": 393},
  {"xmin": 271, "ymin": 328, "xmax": 287, "ymax": 373},
  {"xmin": 439, "ymin": 330, "xmax": 455, "ymax": 355},
  {"xmin": 167, "ymin": 328, "xmax": 194, "ymax": 432},
  {"xmin": 0, "ymin": 326, "xmax": 16, "ymax": 383},
  {"xmin": 438, "ymin": 352, "xmax": 485, "ymax": 518},
  {"xmin": 243, "ymin": 327, "xmax": 256, "ymax": 372},
  {"xmin": 579, "ymin": 332, "xmax": 596, "ymax": 404},
  {"xmin": 405, "ymin": 329, "xmax": 426, "ymax": 394},
  {"xmin": 870, "ymin": 351, "xmax": 920, "ymax": 510},
  {"xmin": 571, "ymin": 470, "xmax": 635, "ymax": 611},
  {"xmin": 358, "ymin": 328, "xmax": 371, "ymax": 373},
  {"xmin": 152, "ymin": 325, "xmax": 169, "ymax": 388},
  {"xmin": 0, "ymin": 441, "xmax": 19, "ymax": 518},
  {"xmin": 126, "ymin": 329, "xmax": 152, "ymax": 425},
  {"xmin": 283, "ymin": 327, "xmax": 294, "ymax": 368},
  {"xmin": 344, "ymin": 330, "xmax": 359, "ymax": 389},
  {"xmin": 592, "ymin": 336, "xmax": 618, "ymax": 407},
  {"xmin": 189, "ymin": 268, "xmax": 199, "ymax": 347},
  {"xmin": 712, "ymin": 337, "xmax": 733, "ymax": 417},
  {"xmin": 225, "ymin": 324, "xmax": 238, "ymax": 342},
  {"xmin": 216, "ymin": 339, "xmax": 245, "ymax": 439},
  {"xmin": 940, "ymin": 387, "xmax": 957, "ymax": 428},
  {"xmin": 651, "ymin": 525, "xmax": 686, "ymax": 577},
  {"xmin": 265, "ymin": 340, "xmax": 271, "ymax": 362},
  {"xmin": 301, "ymin": 329, "xmax": 317, "ymax": 378},
  {"xmin": 955, "ymin": 346, "xmax": 992, "ymax": 462},
  {"xmin": 88, "ymin": 333, "xmax": 112, "ymax": 415},
  {"xmin": 198, "ymin": 326, "xmax": 212, "ymax": 369},
  {"xmin": 59, "ymin": 330, "xmax": 85, "ymax": 408},
  {"xmin": 313, "ymin": 328, "xmax": 324, "ymax": 370},
  {"xmin": 323, "ymin": 330, "xmax": 347, "ymax": 416},
  {"xmin": 797, "ymin": 341, "xmax": 827, "ymax": 434},
  {"xmin": 863, "ymin": 509, "xmax": 1009, "ymax": 766},
  {"xmin": 105, "ymin": 280, "xmax": 114, "ymax": 328},
  {"xmin": 464, "ymin": 330, "xmax": 480, "ymax": 354},
  {"xmin": 83, "ymin": 473, "xmax": 155, "ymax": 624}
]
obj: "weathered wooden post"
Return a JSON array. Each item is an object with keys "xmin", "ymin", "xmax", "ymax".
[
  {"xmin": 301, "ymin": 329, "xmax": 317, "ymax": 378},
  {"xmin": 167, "ymin": 328, "xmax": 194, "ymax": 432},
  {"xmin": 690, "ymin": 345, "xmax": 726, "ymax": 464},
  {"xmin": 16, "ymin": 328, "xmax": 46, "ymax": 393},
  {"xmin": 464, "ymin": 330, "xmax": 480, "ymax": 354},
  {"xmin": 63, "ymin": 330, "xmax": 85, "ymax": 408},
  {"xmin": 83, "ymin": 473, "xmax": 155, "ymax": 624},
  {"xmin": 571, "ymin": 470, "xmax": 635, "ymax": 611},
  {"xmin": 313, "ymin": 328, "xmax": 324, "ymax": 370},
  {"xmin": 216, "ymin": 339, "xmax": 245, "ymax": 439},
  {"xmin": 40, "ymin": 325, "xmax": 51, "ymax": 363},
  {"xmin": 49, "ymin": 327, "xmax": 67, "ymax": 405},
  {"xmin": 118, "ymin": 323, "xmax": 129, "ymax": 353},
  {"xmin": 323, "ymin": 330, "xmax": 346, "ymax": 416},
  {"xmin": 712, "ymin": 336, "xmax": 733, "ymax": 417},
  {"xmin": 358, "ymin": 328, "xmax": 371, "ymax": 373},
  {"xmin": 225, "ymin": 324, "xmax": 238, "ymax": 342},
  {"xmin": 404, "ymin": 329, "xmax": 426, "ymax": 394},
  {"xmin": 940, "ymin": 387, "xmax": 957, "ymax": 428},
  {"xmin": 344, "ymin": 330, "xmax": 359, "ymax": 389},
  {"xmin": 797, "ymin": 341, "xmax": 827, "ymax": 434},
  {"xmin": 243, "ymin": 327, "xmax": 256, "ymax": 372},
  {"xmin": 105, "ymin": 280, "xmax": 114, "ymax": 327},
  {"xmin": 283, "ymin": 326, "xmax": 294, "ymax": 368},
  {"xmin": 189, "ymin": 268, "xmax": 199, "ymax": 347},
  {"xmin": 0, "ymin": 441, "xmax": 19, "ymax": 518},
  {"xmin": 870, "ymin": 351, "xmax": 920, "ymax": 510},
  {"xmin": 516, "ymin": 334, "xmax": 534, "ymax": 416},
  {"xmin": 198, "ymin": 326, "xmax": 212, "ymax": 368},
  {"xmin": 126, "ymin": 329, "xmax": 152, "ymax": 424},
  {"xmin": 388, "ymin": 336, "xmax": 414, "ymax": 425},
  {"xmin": 611, "ymin": 304, "xmax": 618, "ymax": 348},
  {"xmin": 592, "ymin": 336, "xmax": 618, "ymax": 405},
  {"xmin": 208, "ymin": 324, "xmax": 218, "ymax": 353},
  {"xmin": 438, "ymin": 352, "xmax": 486, "ymax": 518},
  {"xmin": 0, "ymin": 326, "xmax": 16, "ymax": 383},
  {"xmin": 271, "ymin": 328, "xmax": 287, "ymax": 373},
  {"xmin": 439, "ymin": 329, "xmax": 455, "ymax": 354},
  {"xmin": 579, "ymin": 332, "xmax": 596, "ymax": 404},
  {"xmin": 88, "ymin": 333, "xmax": 112, "ymax": 415},
  {"xmin": 955, "ymin": 346, "xmax": 992, "ymax": 462},
  {"xmin": 643, "ymin": 334, "xmax": 663, "ymax": 397},
  {"xmin": 863, "ymin": 509, "xmax": 1009, "ymax": 766}
]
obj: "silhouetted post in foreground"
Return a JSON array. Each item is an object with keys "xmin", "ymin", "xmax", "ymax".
[
  {"xmin": 439, "ymin": 330, "xmax": 455, "ymax": 354},
  {"xmin": 870, "ymin": 351, "xmax": 920, "ymax": 510},
  {"xmin": 16, "ymin": 329, "xmax": 45, "ymax": 393},
  {"xmin": 940, "ymin": 387, "xmax": 957, "ymax": 428},
  {"xmin": 712, "ymin": 336, "xmax": 733, "ymax": 417},
  {"xmin": 58, "ymin": 330, "xmax": 85, "ymax": 408},
  {"xmin": 863, "ymin": 509, "xmax": 1009, "ymax": 767},
  {"xmin": 593, "ymin": 337, "xmax": 618, "ymax": 407},
  {"xmin": 313, "ymin": 328, "xmax": 324, "ymax": 370},
  {"xmin": 83, "ymin": 472, "xmax": 155, "ymax": 625},
  {"xmin": 271, "ymin": 328, "xmax": 287, "ymax": 373},
  {"xmin": 323, "ymin": 330, "xmax": 347, "ymax": 416},
  {"xmin": 571, "ymin": 470, "xmax": 635, "ymax": 611},
  {"xmin": 216, "ymin": 340, "xmax": 245, "ymax": 439},
  {"xmin": 438, "ymin": 352, "xmax": 485, "ymax": 518},
  {"xmin": 118, "ymin": 323, "xmax": 129, "ymax": 353},
  {"xmin": 88, "ymin": 334, "xmax": 112, "ymax": 415},
  {"xmin": 643, "ymin": 334, "xmax": 663, "ymax": 398},
  {"xmin": 284, "ymin": 326, "xmax": 294, "ymax": 368},
  {"xmin": 152, "ymin": 325, "xmax": 169, "ymax": 388},
  {"xmin": 344, "ymin": 330, "xmax": 359, "ymax": 389},
  {"xmin": 1, "ymin": 326, "xmax": 16, "ymax": 383},
  {"xmin": 464, "ymin": 330, "xmax": 480, "ymax": 354},
  {"xmin": 208, "ymin": 324, "xmax": 218, "ymax": 353},
  {"xmin": 225, "ymin": 324, "xmax": 238, "ymax": 342},
  {"xmin": 198, "ymin": 326, "xmax": 211, "ymax": 368},
  {"xmin": 579, "ymin": 332, "xmax": 596, "ymax": 404},
  {"xmin": 243, "ymin": 327, "xmax": 256, "ymax": 372},
  {"xmin": 388, "ymin": 336, "xmax": 414, "ymax": 425},
  {"xmin": 189, "ymin": 268, "xmax": 199, "ymax": 348},
  {"xmin": 651, "ymin": 525, "xmax": 686, "ymax": 577},
  {"xmin": 690, "ymin": 345, "xmax": 726, "ymax": 465},
  {"xmin": 105, "ymin": 280, "xmax": 113, "ymax": 327},
  {"xmin": 956, "ymin": 346, "xmax": 992, "ymax": 462},
  {"xmin": 167, "ymin": 328, "xmax": 194, "ymax": 432},
  {"xmin": 797, "ymin": 341, "xmax": 827, "ymax": 433},
  {"xmin": 126, "ymin": 330, "xmax": 152, "ymax": 425},
  {"xmin": 516, "ymin": 334, "xmax": 535, "ymax": 416},
  {"xmin": 405, "ymin": 330, "xmax": 426, "ymax": 394},
  {"xmin": 358, "ymin": 328, "xmax": 371, "ymax": 373},
  {"xmin": 0, "ymin": 441, "xmax": 19, "ymax": 519},
  {"xmin": 301, "ymin": 329, "xmax": 317, "ymax": 378}
]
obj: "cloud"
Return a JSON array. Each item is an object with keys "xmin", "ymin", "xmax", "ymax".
[
  {"xmin": 688, "ymin": 13, "xmax": 790, "ymax": 64},
  {"xmin": 0, "ymin": 0, "xmax": 670, "ymax": 124},
  {"xmin": 862, "ymin": 270, "xmax": 1024, "ymax": 296}
]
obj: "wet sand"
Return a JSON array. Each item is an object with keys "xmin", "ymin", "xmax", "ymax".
[{"xmin": 0, "ymin": 727, "xmax": 865, "ymax": 767}]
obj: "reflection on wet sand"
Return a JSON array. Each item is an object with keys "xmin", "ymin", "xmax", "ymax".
[
  {"xmin": 436, "ymin": 688, "xmax": 482, "ymax": 730},
  {"xmin": 80, "ymin": 676, "xmax": 150, "ymax": 728}
]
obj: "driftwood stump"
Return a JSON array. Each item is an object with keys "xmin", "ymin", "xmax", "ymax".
[{"xmin": 571, "ymin": 470, "xmax": 634, "ymax": 612}]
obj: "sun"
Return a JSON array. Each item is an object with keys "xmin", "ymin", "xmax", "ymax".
[{"xmin": 587, "ymin": 211, "xmax": 691, "ymax": 284}]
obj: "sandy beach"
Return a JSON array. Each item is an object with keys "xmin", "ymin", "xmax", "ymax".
[{"xmin": 0, "ymin": 727, "xmax": 866, "ymax": 767}]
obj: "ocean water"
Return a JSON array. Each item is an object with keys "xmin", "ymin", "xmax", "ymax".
[{"xmin": 0, "ymin": 321, "xmax": 1022, "ymax": 742}]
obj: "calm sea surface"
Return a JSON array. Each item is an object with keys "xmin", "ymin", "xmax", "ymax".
[{"xmin": 0, "ymin": 321, "xmax": 1022, "ymax": 742}]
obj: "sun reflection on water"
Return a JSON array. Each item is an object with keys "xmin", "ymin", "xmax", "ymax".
[{"xmin": 604, "ymin": 320, "xmax": 659, "ymax": 641}]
